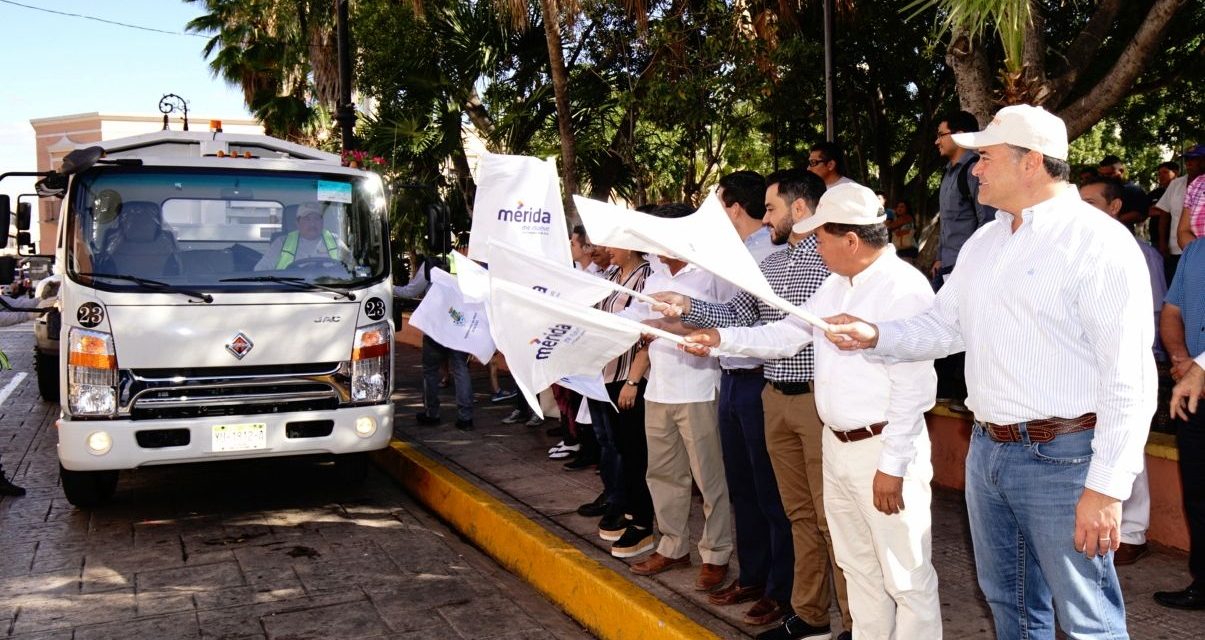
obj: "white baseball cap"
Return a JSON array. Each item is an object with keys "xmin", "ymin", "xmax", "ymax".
[
  {"xmin": 951, "ymin": 104, "xmax": 1069, "ymax": 161},
  {"xmin": 792, "ymin": 183, "xmax": 886, "ymax": 234}
]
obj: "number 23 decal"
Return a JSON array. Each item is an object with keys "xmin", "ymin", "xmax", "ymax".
[{"xmin": 77, "ymin": 303, "xmax": 105, "ymax": 328}]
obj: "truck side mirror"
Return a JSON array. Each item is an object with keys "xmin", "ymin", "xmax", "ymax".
[
  {"xmin": 0, "ymin": 195, "xmax": 10, "ymax": 249},
  {"xmin": 16, "ymin": 231, "xmax": 31, "ymax": 247},
  {"xmin": 424, "ymin": 201, "xmax": 450, "ymax": 256},
  {"xmin": 16, "ymin": 202, "xmax": 31, "ymax": 231}
]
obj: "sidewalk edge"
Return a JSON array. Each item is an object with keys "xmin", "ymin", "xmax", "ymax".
[{"xmin": 372, "ymin": 439, "xmax": 722, "ymax": 640}]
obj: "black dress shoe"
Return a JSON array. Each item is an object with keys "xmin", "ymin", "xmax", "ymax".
[
  {"xmin": 755, "ymin": 614, "xmax": 831, "ymax": 640},
  {"xmin": 415, "ymin": 412, "xmax": 441, "ymax": 426},
  {"xmin": 576, "ymin": 493, "xmax": 608, "ymax": 517},
  {"xmin": 0, "ymin": 472, "xmax": 25, "ymax": 497},
  {"xmin": 1155, "ymin": 585, "xmax": 1205, "ymax": 610},
  {"xmin": 563, "ymin": 456, "xmax": 598, "ymax": 471}
]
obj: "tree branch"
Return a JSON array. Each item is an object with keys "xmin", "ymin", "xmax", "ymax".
[
  {"xmin": 1058, "ymin": 0, "xmax": 1188, "ymax": 139},
  {"xmin": 1045, "ymin": 0, "xmax": 1123, "ymax": 108}
]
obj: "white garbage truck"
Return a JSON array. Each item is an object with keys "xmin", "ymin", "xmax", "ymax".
[{"xmin": 0, "ymin": 129, "xmax": 395, "ymax": 507}]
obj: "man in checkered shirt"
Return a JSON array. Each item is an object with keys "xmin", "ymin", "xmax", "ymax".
[{"xmin": 651, "ymin": 168, "xmax": 851, "ymax": 640}]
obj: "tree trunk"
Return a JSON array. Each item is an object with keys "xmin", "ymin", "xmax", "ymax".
[
  {"xmin": 462, "ymin": 87, "xmax": 495, "ymax": 142},
  {"xmin": 538, "ymin": 0, "xmax": 579, "ymax": 218},
  {"xmin": 1058, "ymin": 0, "xmax": 1186, "ymax": 139},
  {"xmin": 946, "ymin": 29, "xmax": 995, "ymax": 125}
]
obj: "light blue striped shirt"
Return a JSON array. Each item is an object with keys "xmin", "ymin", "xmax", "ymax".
[{"xmin": 876, "ymin": 187, "xmax": 1157, "ymax": 500}]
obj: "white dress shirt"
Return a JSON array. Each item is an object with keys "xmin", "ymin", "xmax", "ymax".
[
  {"xmin": 876, "ymin": 187, "xmax": 1157, "ymax": 499},
  {"xmin": 625, "ymin": 261, "xmax": 733, "ymax": 404},
  {"xmin": 718, "ymin": 249, "xmax": 937, "ymax": 477},
  {"xmin": 719, "ymin": 225, "xmax": 779, "ymax": 371}
]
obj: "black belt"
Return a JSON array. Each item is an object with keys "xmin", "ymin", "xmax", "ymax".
[
  {"xmin": 768, "ymin": 380, "xmax": 811, "ymax": 395},
  {"xmin": 722, "ymin": 366, "xmax": 764, "ymax": 377}
]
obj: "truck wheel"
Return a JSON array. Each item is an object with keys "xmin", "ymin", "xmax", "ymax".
[
  {"xmin": 60, "ymin": 466, "xmax": 119, "ymax": 508},
  {"xmin": 35, "ymin": 350, "xmax": 59, "ymax": 403},
  {"xmin": 331, "ymin": 452, "xmax": 369, "ymax": 485}
]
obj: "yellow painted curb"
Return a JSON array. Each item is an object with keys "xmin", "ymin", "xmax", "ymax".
[{"xmin": 371, "ymin": 439, "xmax": 721, "ymax": 640}]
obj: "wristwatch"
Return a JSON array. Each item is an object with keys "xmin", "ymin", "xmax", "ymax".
[{"xmin": 625, "ymin": 379, "xmax": 639, "ymax": 386}]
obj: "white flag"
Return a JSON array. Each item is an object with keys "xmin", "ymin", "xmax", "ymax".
[
  {"xmin": 574, "ymin": 191, "xmax": 829, "ymax": 331},
  {"xmin": 559, "ymin": 373, "xmax": 614, "ymax": 406},
  {"xmin": 408, "ymin": 268, "xmax": 496, "ymax": 364},
  {"xmin": 487, "ymin": 238, "xmax": 615, "ymax": 306},
  {"xmin": 489, "ymin": 279, "xmax": 645, "ymax": 418},
  {"xmin": 449, "ymin": 251, "xmax": 490, "ymax": 304},
  {"xmin": 469, "ymin": 153, "xmax": 572, "ymax": 267}
]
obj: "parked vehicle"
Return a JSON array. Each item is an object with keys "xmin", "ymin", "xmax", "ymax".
[{"xmin": 0, "ymin": 129, "xmax": 395, "ymax": 507}]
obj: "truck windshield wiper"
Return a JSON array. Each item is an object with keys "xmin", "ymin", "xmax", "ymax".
[
  {"xmin": 219, "ymin": 275, "xmax": 356, "ymax": 301},
  {"xmin": 78, "ymin": 272, "xmax": 213, "ymax": 303}
]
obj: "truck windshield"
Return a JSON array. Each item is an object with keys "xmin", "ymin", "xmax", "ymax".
[{"xmin": 66, "ymin": 168, "xmax": 388, "ymax": 292}]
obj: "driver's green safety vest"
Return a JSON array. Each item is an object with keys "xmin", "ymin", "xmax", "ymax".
[{"xmin": 276, "ymin": 230, "xmax": 340, "ymax": 269}]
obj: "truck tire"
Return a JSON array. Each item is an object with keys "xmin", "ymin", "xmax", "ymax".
[
  {"xmin": 331, "ymin": 452, "xmax": 369, "ymax": 485},
  {"xmin": 60, "ymin": 466, "xmax": 119, "ymax": 508},
  {"xmin": 35, "ymin": 349, "xmax": 59, "ymax": 403}
]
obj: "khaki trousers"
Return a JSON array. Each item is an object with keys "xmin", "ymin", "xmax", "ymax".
[
  {"xmin": 762, "ymin": 386, "xmax": 852, "ymax": 629},
  {"xmin": 644, "ymin": 399, "xmax": 733, "ymax": 565},
  {"xmin": 822, "ymin": 427, "xmax": 941, "ymax": 639}
]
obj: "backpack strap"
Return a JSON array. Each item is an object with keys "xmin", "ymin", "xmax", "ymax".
[{"xmin": 957, "ymin": 158, "xmax": 975, "ymax": 203}]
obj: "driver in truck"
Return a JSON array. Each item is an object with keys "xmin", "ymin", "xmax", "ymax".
[{"xmin": 255, "ymin": 201, "xmax": 350, "ymax": 270}]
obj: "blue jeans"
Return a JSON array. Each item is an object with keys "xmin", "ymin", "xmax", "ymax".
[
  {"xmin": 966, "ymin": 423, "xmax": 1127, "ymax": 640},
  {"xmin": 420, "ymin": 335, "xmax": 473, "ymax": 422},
  {"xmin": 588, "ymin": 397, "xmax": 625, "ymax": 512}
]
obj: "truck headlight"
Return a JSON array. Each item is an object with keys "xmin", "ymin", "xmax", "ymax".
[
  {"xmin": 68, "ymin": 327, "xmax": 117, "ymax": 416},
  {"xmin": 350, "ymin": 320, "xmax": 391, "ymax": 403}
]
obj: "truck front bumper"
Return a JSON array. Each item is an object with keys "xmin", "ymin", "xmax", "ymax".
[{"xmin": 57, "ymin": 404, "xmax": 393, "ymax": 471}]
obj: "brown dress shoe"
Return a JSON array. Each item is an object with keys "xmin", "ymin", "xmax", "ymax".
[
  {"xmin": 743, "ymin": 597, "xmax": 784, "ymax": 625},
  {"xmin": 1113, "ymin": 542, "xmax": 1149, "ymax": 566},
  {"xmin": 695, "ymin": 562, "xmax": 728, "ymax": 591},
  {"xmin": 630, "ymin": 552, "xmax": 690, "ymax": 576},
  {"xmin": 708, "ymin": 580, "xmax": 764, "ymax": 606}
]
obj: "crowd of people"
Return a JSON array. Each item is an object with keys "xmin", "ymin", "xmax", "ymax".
[{"xmin": 400, "ymin": 105, "xmax": 1205, "ymax": 640}]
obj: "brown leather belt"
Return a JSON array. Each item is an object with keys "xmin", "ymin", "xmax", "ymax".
[
  {"xmin": 982, "ymin": 413, "xmax": 1096, "ymax": 443},
  {"xmin": 829, "ymin": 421, "xmax": 888, "ymax": 443}
]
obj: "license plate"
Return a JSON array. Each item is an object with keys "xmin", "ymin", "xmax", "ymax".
[{"xmin": 211, "ymin": 423, "xmax": 267, "ymax": 452}]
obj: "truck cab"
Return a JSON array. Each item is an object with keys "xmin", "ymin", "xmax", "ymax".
[{"xmin": 10, "ymin": 130, "xmax": 395, "ymax": 507}]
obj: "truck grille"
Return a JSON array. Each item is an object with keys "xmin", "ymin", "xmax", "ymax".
[{"xmin": 120, "ymin": 364, "xmax": 349, "ymax": 421}]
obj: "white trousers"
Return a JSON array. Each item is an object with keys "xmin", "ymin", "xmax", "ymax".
[
  {"xmin": 822, "ymin": 427, "xmax": 942, "ymax": 640},
  {"xmin": 1120, "ymin": 464, "xmax": 1150, "ymax": 545}
]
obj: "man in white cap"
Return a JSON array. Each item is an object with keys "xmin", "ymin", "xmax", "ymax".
[
  {"xmin": 682, "ymin": 182, "xmax": 941, "ymax": 640},
  {"xmin": 824, "ymin": 105, "xmax": 1156, "ymax": 639}
]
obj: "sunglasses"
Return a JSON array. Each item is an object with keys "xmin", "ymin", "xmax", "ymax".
[{"xmin": 807, "ymin": 158, "xmax": 830, "ymax": 167}]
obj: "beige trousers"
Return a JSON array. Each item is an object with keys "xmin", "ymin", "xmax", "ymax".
[
  {"xmin": 644, "ymin": 399, "xmax": 733, "ymax": 565},
  {"xmin": 822, "ymin": 426, "xmax": 941, "ymax": 640},
  {"xmin": 762, "ymin": 386, "xmax": 852, "ymax": 630}
]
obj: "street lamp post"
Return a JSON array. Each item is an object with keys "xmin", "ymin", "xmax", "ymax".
[
  {"xmin": 159, "ymin": 94, "xmax": 190, "ymax": 132},
  {"xmin": 335, "ymin": 0, "xmax": 356, "ymax": 153}
]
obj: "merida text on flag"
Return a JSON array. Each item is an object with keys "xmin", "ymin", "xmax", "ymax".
[{"xmin": 469, "ymin": 153, "xmax": 572, "ymax": 266}]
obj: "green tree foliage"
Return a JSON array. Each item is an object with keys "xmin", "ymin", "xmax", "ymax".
[{"xmin": 185, "ymin": 0, "xmax": 1202, "ymax": 258}]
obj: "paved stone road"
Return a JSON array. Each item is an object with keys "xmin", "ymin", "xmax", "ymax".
[{"xmin": 0, "ymin": 324, "xmax": 592, "ymax": 640}]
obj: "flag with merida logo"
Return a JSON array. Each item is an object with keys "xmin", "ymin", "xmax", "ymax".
[
  {"xmin": 468, "ymin": 153, "xmax": 573, "ymax": 268},
  {"xmin": 408, "ymin": 268, "xmax": 496, "ymax": 363},
  {"xmin": 489, "ymin": 279, "xmax": 645, "ymax": 419}
]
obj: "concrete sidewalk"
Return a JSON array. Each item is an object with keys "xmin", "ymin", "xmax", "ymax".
[{"xmin": 385, "ymin": 340, "xmax": 1205, "ymax": 639}]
